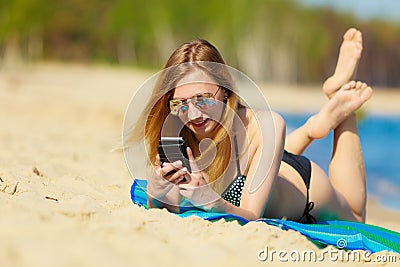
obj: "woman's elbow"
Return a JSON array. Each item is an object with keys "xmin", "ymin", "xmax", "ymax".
[
  {"xmin": 271, "ymin": 111, "xmax": 286, "ymax": 139},
  {"xmin": 237, "ymin": 205, "xmax": 263, "ymax": 221}
]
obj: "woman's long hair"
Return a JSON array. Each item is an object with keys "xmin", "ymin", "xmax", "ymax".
[{"xmin": 127, "ymin": 40, "xmax": 242, "ymax": 193}]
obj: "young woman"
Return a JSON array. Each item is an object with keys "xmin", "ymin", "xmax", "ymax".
[{"xmin": 128, "ymin": 28, "xmax": 372, "ymax": 223}]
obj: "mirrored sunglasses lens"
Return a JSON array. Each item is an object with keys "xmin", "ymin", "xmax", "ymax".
[
  {"xmin": 204, "ymin": 98, "xmax": 216, "ymax": 106},
  {"xmin": 181, "ymin": 104, "xmax": 188, "ymax": 112},
  {"xmin": 170, "ymin": 100, "xmax": 181, "ymax": 115},
  {"xmin": 195, "ymin": 98, "xmax": 206, "ymax": 108}
]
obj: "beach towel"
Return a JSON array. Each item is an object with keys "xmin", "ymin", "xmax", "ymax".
[{"xmin": 131, "ymin": 179, "xmax": 400, "ymax": 254}]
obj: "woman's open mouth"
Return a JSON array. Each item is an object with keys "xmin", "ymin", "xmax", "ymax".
[{"xmin": 190, "ymin": 118, "xmax": 209, "ymax": 128}]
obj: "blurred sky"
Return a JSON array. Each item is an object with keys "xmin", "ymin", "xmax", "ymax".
[{"xmin": 296, "ymin": 0, "xmax": 400, "ymax": 22}]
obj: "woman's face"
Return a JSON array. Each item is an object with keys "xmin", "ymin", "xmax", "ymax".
[{"xmin": 172, "ymin": 70, "xmax": 226, "ymax": 140}]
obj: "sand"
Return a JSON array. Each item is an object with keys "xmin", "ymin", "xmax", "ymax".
[{"xmin": 0, "ymin": 63, "xmax": 399, "ymax": 267}]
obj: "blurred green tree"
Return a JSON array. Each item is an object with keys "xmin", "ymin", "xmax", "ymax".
[{"xmin": 0, "ymin": 0, "xmax": 399, "ymax": 86}]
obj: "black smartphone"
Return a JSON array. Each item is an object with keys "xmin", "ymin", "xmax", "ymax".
[{"xmin": 157, "ymin": 137, "xmax": 192, "ymax": 173}]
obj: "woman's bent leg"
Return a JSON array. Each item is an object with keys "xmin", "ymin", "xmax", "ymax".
[
  {"xmin": 309, "ymin": 82, "xmax": 372, "ymax": 222},
  {"xmin": 329, "ymin": 114, "xmax": 367, "ymax": 222}
]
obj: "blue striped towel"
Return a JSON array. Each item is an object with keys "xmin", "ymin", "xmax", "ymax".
[{"xmin": 131, "ymin": 179, "xmax": 400, "ymax": 253}]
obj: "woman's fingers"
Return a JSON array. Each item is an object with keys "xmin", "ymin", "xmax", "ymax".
[
  {"xmin": 156, "ymin": 160, "xmax": 189, "ymax": 185},
  {"xmin": 173, "ymin": 175, "xmax": 186, "ymax": 185},
  {"xmin": 186, "ymin": 147, "xmax": 200, "ymax": 174},
  {"xmin": 183, "ymin": 172, "xmax": 192, "ymax": 184},
  {"xmin": 185, "ymin": 147, "xmax": 209, "ymax": 186},
  {"xmin": 154, "ymin": 149, "xmax": 202, "ymax": 186},
  {"xmin": 161, "ymin": 160, "xmax": 182, "ymax": 175},
  {"xmin": 166, "ymin": 168, "xmax": 188, "ymax": 184}
]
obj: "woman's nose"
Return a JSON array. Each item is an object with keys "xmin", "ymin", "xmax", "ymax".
[{"xmin": 187, "ymin": 101, "xmax": 202, "ymax": 120}]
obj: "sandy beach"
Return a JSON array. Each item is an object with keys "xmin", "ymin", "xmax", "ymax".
[{"xmin": 1, "ymin": 63, "xmax": 399, "ymax": 266}]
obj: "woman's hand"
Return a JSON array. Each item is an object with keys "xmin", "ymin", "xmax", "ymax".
[
  {"xmin": 178, "ymin": 147, "xmax": 222, "ymax": 211},
  {"xmin": 147, "ymin": 154, "xmax": 188, "ymax": 203}
]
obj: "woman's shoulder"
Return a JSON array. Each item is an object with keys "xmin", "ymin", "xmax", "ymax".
[{"xmin": 237, "ymin": 107, "xmax": 285, "ymax": 131}]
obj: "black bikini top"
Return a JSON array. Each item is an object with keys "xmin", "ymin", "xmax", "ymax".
[{"xmin": 221, "ymin": 136, "xmax": 246, "ymax": 207}]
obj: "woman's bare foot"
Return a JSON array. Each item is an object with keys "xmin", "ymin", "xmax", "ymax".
[
  {"xmin": 308, "ymin": 81, "xmax": 372, "ymax": 139},
  {"xmin": 323, "ymin": 28, "xmax": 363, "ymax": 98}
]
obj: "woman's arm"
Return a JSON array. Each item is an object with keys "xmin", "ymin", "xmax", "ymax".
[
  {"xmin": 177, "ymin": 179, "xmax": 261, "ymax": 220},
  {"xmin": 238, "ymin": 110, "xmax": 286, "ymax": 218}
]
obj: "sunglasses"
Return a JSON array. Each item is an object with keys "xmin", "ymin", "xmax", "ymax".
[{"xmin": 169, "ymin": 86, "xmax": 222, "ymax": 116}]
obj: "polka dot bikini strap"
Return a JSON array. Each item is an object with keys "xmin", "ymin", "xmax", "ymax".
[{"xmin": 233, "ymin": 136, "xmax": 242, "ymax": 177}]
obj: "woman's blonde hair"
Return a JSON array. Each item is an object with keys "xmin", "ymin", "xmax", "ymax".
[{"xmin": 127, "ymin": 40, "xmax": 241, "ymax": 192}]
